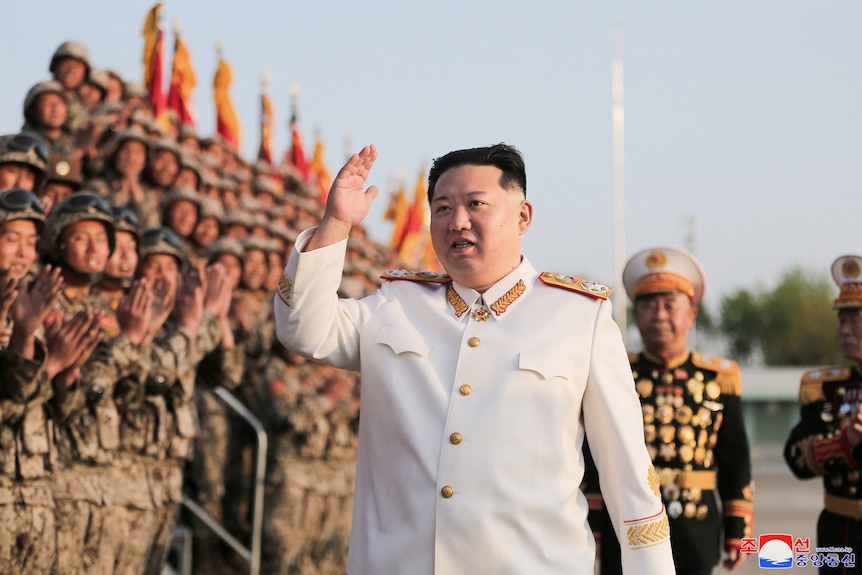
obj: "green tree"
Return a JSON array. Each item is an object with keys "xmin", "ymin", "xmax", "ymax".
[{"xmin": 718, "ymin": 267, "xmax": 843, "ymax": 366}]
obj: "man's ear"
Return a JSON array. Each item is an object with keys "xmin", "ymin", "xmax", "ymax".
[{"xmin": 518, "ymin": 200, "xmax": 533, "ymax": 235}]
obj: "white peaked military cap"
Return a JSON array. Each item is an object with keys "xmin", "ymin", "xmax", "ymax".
[
  {"xmin": 831, "ymin": 254, "xmax": 862, "ymax": 309},
  {"xmin": 622, "ymin": 246, "xmax": 706, "ymax": 305}
]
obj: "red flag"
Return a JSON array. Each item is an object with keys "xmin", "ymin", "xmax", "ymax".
[
  {"xmin": 167, "ymin": 29, "xmax": 196, "ymax": 126},
  {"xmin": 288, "ymin": 119, "xmax": 310, "ymax": 182},
  {"xmin": 142, "ymin": 4, "xmax": 167, "ymax": 123},
  {"xmin": 398, "ymin": 169, "xmax": 428, "ymax": 266},
  {"xmin": 214, "ymin": 55, "xmax": 240, "ymax": 150}
]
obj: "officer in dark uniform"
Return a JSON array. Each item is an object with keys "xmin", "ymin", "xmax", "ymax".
[
  {"xmin": 586, "ymin": 246, "xmax": 753, "ymax": 575},
  {"xmin": 785, "ymin": 254, "xmax": 862, "ymax": 574}
]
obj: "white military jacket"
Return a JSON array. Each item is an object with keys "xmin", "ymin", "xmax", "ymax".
[{"xmin": 274, "ymin": 229, "xmax": 674, "ymax": 575}]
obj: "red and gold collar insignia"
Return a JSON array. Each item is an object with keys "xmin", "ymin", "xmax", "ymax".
[
  {"xmin": 448, "ymin": 279, "xmax": 526, "ymax": 320},
  {"xmin": 490, "ymin": 279, "xmax": 525, "ymax": 316},
  {"xmin": 447, "ymin": 285, "xmax": 469, "ymax": 318}
]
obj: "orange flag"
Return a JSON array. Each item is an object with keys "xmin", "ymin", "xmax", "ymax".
[
  {"xmin": 420, "ymin": 227, "xmax": 442, "ymax": 272},
  {"xmin": 214, "ymin": 54, "xmax": 240, "ymax": 150},
  {"xmin": 142, "ymin": 3, "xmax": 167, "ymax": 124},
  {"xmin": 398, "ymin": 169, "xmax": 428, "ymax": 266},
  {"xmin": 309, "ymin": 136, "xmax": 332, "ymax": 204},
  {"xmin": 383, "ymin": 178, "xmax": 409, "ymax": 251},
  {"xmin": 167, "ymin": 28, "xmax": 196, "ymax": 126},
  {"xmin": 258, "ymin": 86, "xmax": 274, "ymax": 164}
]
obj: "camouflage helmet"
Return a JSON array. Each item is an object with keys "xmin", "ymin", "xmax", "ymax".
[
  {"xmin": 110, "ymin": 205, "xmax": 141, "ymax": 244},
  {"xmin": 0, "ymin": 132, "xmax": 49, "ymax": 187},
  {"xmin": 140, "ymin": 227, "xmax": 188, "ymax": 272},
  {"xmin": 198, "ymin": 196, "xmax": 225, "ymax": 222},
  {"xmin": 150, "ymin": 136, "xmax": 181, "ymax": 160},
  {"xmin": 49, "ymin": 41, "xmax": 91, "ymax": 75},
  {"xmin": 86, "ymin": 67, "xmax": 110, "ymax": 94},
  {"xmin": 242, "ymin": 235, "xmax": 272, "ymax": 256},
  {"xmin": 0, "ymin": 188, "xmax": 46, "ymax": 231},
  {"xmin": 205, "ymin": 237, "xmax": 245, "ymax": 266},
  {"xmin": 40, "ymin": 191, "xmax": 116, "ymax": 263},
  {"xmin": 23, "ymin": 81, "xmax": 66, "ymax": 125},
  {"xmin": 107, "ymin": 127, "xmax": 149, "ymax": 165},
  {"xmin": 159, "ymin": 186, "xmax": 201, "ymax": 218},
  {"xmin": 222, "ymin": 208, "xmax": 255, "ymax": 231},
  {"xmin": 123, "ymin": 82, "xmax": 149, "ymax": 100}
]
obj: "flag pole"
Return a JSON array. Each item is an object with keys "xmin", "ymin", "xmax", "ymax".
[{"xmin": 611, "ymin": 24, "xmax": 627, "ymax": 342}]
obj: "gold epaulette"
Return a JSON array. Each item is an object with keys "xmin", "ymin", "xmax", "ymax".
[
  {"xmin": 798, "ymin": 367, "xmax": 850, "ymax": 405},
  {"xmin": 538, "ymin": 272, "xmax": 613, "ymax": 300},
  {"xmin": 380, "ymin": 270, "xmax": 451, "ymax": 283},
  {"xmin": 691, "ymin": 352, "xmax": 742, "ymax": 395}
]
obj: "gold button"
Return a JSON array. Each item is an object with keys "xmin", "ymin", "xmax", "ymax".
[
  {"xmin": 449, "ymin": 432, "xmax": 462, "ymax": 445},
  {"xmin": 459, "ymin": 384, "xmax": 472, "ymax": 396},
  {"xmin": 467, "ymin": 337, "xmax": 481, "ymax": 347},
  {"xmin": 441, "ymin": 485, "xmax": 454, "ymax": 499}
]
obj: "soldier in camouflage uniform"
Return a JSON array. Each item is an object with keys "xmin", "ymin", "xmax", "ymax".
[
  {"xmin": 586, "ymin": 246, "xmax": 753, "ymax": 575},
  {"xmin": 21, "ymin": 81, "xmax": 77, "ymax": 155},
  {"xmin": 187, "ymin": 237, "xmax": 247, "ymax": 575},
  {"xmin": 785, "ymin": 254, "xmax": 862, "ymax": 574},
  {"xmin": 47, "ymin": 41, "xmax": 91, "ymax": 136},
  {"xmin": 89, "ymin": 128, "xmax": 162, "ymax": 229},
  {"xmin": 39, "ymin": 192, "xmax": 157, "ymax": 575},
  {"xmin": 255, "ymin": 344, "xmax": 359, "ymax": 575},
  {"xmin": 0, "ymin": 188, "xmax": 62, "ymax": 575}
]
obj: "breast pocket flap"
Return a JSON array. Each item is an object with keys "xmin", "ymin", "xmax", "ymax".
[{"xmin": 376, "ymin": 326, "xmax": 431, "ymax": 357}]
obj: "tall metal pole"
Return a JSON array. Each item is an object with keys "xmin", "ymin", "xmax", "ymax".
[{"xmin": 612, "ymin": 24, "xmax": 627, "ymax": 342}]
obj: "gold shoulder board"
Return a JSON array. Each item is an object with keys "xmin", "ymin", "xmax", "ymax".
[
  {"xmin": 380, "ymin": 270, "xmax": 451, "ymax": 283},
  {"xmin": 799, "ymin": 367, "xmax": 849, "ymax": 405},
  {"xmin": 692, "ymin": 353, "xmax": 742, "ymax": 395},
  {"xmin": 538, "ymin": 272, "xmax": 613, "ymax": 300}
]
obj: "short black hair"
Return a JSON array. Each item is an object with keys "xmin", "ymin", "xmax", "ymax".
[{"xmin": 427, "ymin": 143, "xmax": 526, "ymax": 203}]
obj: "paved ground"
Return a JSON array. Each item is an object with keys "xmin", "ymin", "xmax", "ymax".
[{"xmin": 734, "ymin": 442, "xmax": 825, "ymax": 574}]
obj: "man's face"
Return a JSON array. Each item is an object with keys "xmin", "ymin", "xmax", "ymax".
[
  {"xmin": 40, "ymin": 181, "xmax": 74, "ymax": 211},
  {"xmin": 115, "ymin": 140, "xmax": 147, "ymax": 176},
  {"xmin": 105, "ymin": 76, "xmax": 124, "ymax": 103},
  {"xmin": 837, "ymin": 308, "xmax": 862, "ymax": 363},
  {"xmin": 166, "ymin": 200, "xmax": 198, "ymax": 238},
  {"xmin": 0, "ymin": 164, "xmax": 37, "ymax": 191},
  {"xmin": 265, "ymin": 251, "xmax": 283, "ymax": 291},
  {"xmin": 0, "ymin": 220, "xmax": 39, "ymax": 280},
  {"xmin": 78, "ymin": 82, "xmax": 104, "ymax": 110},
  {"xmin": 193, "ymin": 217, "xmax": 219, "ymax": 248},
  {"xmin": 242, "ymin": 249, "xmax": 268, "ymax": 291},
  {"xmin": 633, "ymin": 292, "xmax": 698, "ymax": 355},
  {"xmin": 60, "ymin": 220, "xmax": 111, "ymax": 275},
  {"xmin": 149, "ymin": 149, "xmax": 179, "ymax": 188},
  {"xmin": 215, "ymin": 253, "xmax": 243, "ymax": 289},
  {"xmin": 105, "ymin": 231, "xmax": 138, "ymax": 280},
  {"xmin": 138, "ymin": 253, "xmax": 180, "ymax": 305},
  {"xmin": 54, "ymin": 57, "xmax": 87, "ymax": 91},
  {"xmin": 175, "ymin": 168, "xmax": 199, "ymax": 191},
  {"xmin": 35, "ymin": 92, "xmax": 68, "ymax": 129},
  {"xmin": 429, "ymin": 164, "xmax": 532, "ymax": 291}
]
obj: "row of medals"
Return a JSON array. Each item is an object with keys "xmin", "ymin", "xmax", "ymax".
[
  {"xmin": 825, "ymin": 391, "xmax": 862, "ymax": 491},
  {"xmin": 636, "ymin": 371, "xmax": 724, "ymax": 520}
]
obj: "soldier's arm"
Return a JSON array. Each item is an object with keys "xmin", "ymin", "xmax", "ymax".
[
  {"xmin": 715, "ymin": 390, "xmax": 754, "ymax": 553},
  {"xmin": 784, "ymin": 374, "xmax": 860, "ymax": 478}
]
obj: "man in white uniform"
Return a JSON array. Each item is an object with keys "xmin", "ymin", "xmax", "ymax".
[{"xmin": 274, "ymin": 143, "xmax": 674, "ymax": 574}]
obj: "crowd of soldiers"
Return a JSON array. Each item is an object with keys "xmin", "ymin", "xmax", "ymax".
[{"xmin": 1, "ymin": 39, "xmax": 396, "ymax": 575}]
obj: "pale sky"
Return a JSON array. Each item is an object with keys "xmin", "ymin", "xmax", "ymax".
[{"xmin": 4, "ymin": 1, "xmax": 861, "ymax": 310}]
